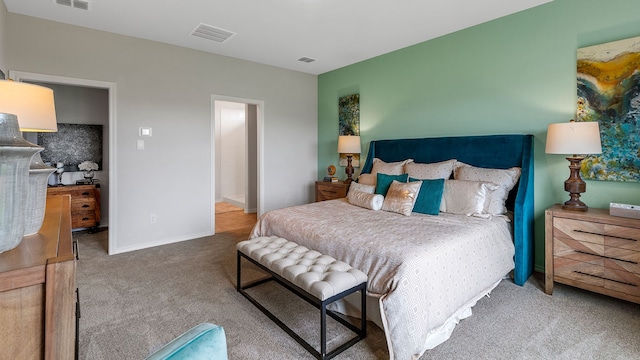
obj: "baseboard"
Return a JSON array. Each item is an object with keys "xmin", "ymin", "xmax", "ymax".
[{"xmin": 109, "ymin": 231, "xmax": 213, "ymax": 255}]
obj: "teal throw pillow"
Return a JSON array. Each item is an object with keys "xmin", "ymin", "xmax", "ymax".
[
  {"xmin": 410, "ymin": 177, "xmax": 445, "ymax": 215},
  {"xmin": 375, "ymin": 173, "xmax": 408, "ymax": 195}
]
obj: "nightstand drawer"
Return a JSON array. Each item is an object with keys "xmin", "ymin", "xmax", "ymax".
[
  {"xmin": 553, "ymin": 217, "xmax": 605, "ymax": 244},
  {"xmin": 604, "ymin": 224, "xmax": 640, "ymax": 251},
  {"xmin": 555, "ymin": 238, "xmax": 640, "ymax": 274},
  {"xmin": 315, "ymin": 181, "xmax": 349, "ymax": 202},
  {"xmin": 555, "ymin": 258, "xmax": 640, "ymax": 297}
]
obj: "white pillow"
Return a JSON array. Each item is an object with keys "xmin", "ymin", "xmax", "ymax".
[
  {"xmin": 381, "ymin": 180, "xmax": 422, "ymax": 216},
  {"xmin": 348, "ymin": 190, "xmax": 384, "ymax": 211},
  {"xmin": 348, "ymin": 181, "xmax": 375, "ymax": 196},
  {"xmin": 454, "ymin": 162, "xmax": 521, "ymax": 215},
  {"xmin": 404, "ymin": 159, "xmax": 456, "ymax": 179},
  {"xmin": 440, "ymin": 180, "xmax": 496, "ymax": 217},
  {"xmin": 371, "ymin": 158, "xmax": 414, "ymax": 177}
]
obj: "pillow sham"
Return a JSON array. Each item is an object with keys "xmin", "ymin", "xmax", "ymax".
[
  {"xmin": 453, "ymin": 162, "xmax": 521, "ymax": 215},
  {"xmin": 409, "ymin": 177, "xmax": 445, "ymax": 215},
  {"xmin": 404, "ymin": 159, "xmax": 456, "ymax": 180},
  {"xmin": 371, "ymin": 158, "xmax": 414, "ymax": 177},
  {"xmin": 381, "ymin": 180, "xmax": 422, "ymax": 216},
  {"xmin": 357, "ymin": 173, "xmax": 376, "ymax": 186},
  {"xmin": 375, "ymin": 173, "xmax": 409, "ymax": 196},
  {"xmin": 348, "ymin": 181, "xmax": 375, "ymax": 195},
  {"xmin": 347, "ymin": 190, "xmax": 384, "ymax": 211},
  {"xmin": 440, "ymin": 179, "xmax": 497, "ymax": 217}
]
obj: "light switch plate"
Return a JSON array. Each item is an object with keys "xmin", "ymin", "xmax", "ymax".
[
  {"xmin": 136, "ymin": 139, "xmax": 144, "ymax": 150},
  {"xmin": 139, "ymin": 127, "xmax": 152, "ymax": 136}
]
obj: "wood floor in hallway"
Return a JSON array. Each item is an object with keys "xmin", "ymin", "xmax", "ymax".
[{"xmin": 215, "ymin": 202, "xmax": 257, "ymax": 237}]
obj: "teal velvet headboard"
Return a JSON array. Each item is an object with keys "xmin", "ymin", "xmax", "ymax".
[{"xmin": 360, "ymin": 134, "xmax": 534, "ymax": 286}]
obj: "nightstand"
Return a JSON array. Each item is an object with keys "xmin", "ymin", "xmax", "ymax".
[
  {"xmin": 315, "ymin": 181, "xmax": 350, "ymax": 202},
  {"xmin": 545, "ymin": 204, "xmax": 640, "ymax": 304}
]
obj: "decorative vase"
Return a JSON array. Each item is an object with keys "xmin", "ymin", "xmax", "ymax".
[
  {"xmin": 83, "ymin": 170, "xmax": 95, "ymax": 184},
  {"xmin": 0, "ymin": 113, "xmax": 43, "ymax": 252},
  {"xmin": 24, "ymin": 153, "xmax": 55, "ymax": 236}
]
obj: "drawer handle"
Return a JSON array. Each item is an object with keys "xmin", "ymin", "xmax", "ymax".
[
  {"xmin": 82, "ymin": 204, "xmax": 90, "ymax": 208},
  {"xmin": 81, "ymin": 192, "xmax": 90, "ymax": 196},
  {"xmin": 573, "ymin": 229, "xmax": 637, "ymax": 242},
  {"xmin": 574, "ymin": 250, "xmax": 638, "ymax": 265},
  {"xmin": 323, "ymin": 190, "xmax": 337, "ymax": 194},
  {"xmin": 573, "ymin": 271, "xmax": 637, "ymax": 287},
  {"xmin": 82, "ymin": 217, "xmax": 90, "ymax": 221}
]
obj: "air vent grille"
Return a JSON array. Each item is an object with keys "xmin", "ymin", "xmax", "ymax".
[
  {"xmin": 54, "ymin": 0, "xmax": 90, "ymax": 10},
  {"xmin": 191, "ymin": 24, "xmax": 236, "ymax": 43},
  {"xmin": 298, "ymin": 57, "xmax": 316, "ymax": 63}
]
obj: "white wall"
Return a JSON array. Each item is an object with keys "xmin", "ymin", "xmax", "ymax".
[
  {"xmin": 0, "ymin": 2, "xmax": 7, "ymax": 72},
  {"xmin": 219, "ymin": 102, "xmax": 246, "ymax": 205},
  {"xmin": 6, "ymin": 13, "xmax": 318, "ymax": 253}
]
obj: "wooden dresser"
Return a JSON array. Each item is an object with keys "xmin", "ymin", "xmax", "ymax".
[
  {"xmin": 0, "ymin": 195, "xmax": 77, "ymax": 359},
  {"xmin": 48, "ymin": 184, "xmax": 101, "ymax": 230},
  {"xmin": 315, "ymin": 181, "xmax": 350, "ymax": 202},
  {"xmin": 545, "ymin": 204, "xmax": 640, "ymax": 304}
]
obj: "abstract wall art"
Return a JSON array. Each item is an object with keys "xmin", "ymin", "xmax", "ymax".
[
  {"xmin": 577, "ymin": 35, "xmax": 640, "ymax": 182},
  {"xmin": 338, "ymin": 93, "xmax": 360, "ymax": 167}
]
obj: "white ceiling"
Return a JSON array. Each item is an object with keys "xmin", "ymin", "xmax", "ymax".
[{"xmin": 4, "ymin": 0, "xmax": 553, "ymax": 75}]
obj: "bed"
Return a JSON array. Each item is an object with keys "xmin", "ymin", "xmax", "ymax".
[{"xmin": 250, "ymin": 134, "xmax": 534, "ymax": 359}]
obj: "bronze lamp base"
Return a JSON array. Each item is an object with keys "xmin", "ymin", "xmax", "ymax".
[{"xmin": 562, "ymin": 156, "xmax": 588, "ymax": 211}]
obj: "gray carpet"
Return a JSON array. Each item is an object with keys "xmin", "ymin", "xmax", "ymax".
[{"xmin": 76, "ymin": 229, "xmax": 640, "ymax": 360}]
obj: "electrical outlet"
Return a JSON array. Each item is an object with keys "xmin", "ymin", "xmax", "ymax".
[{"xmin": 149, "ymin": 214, "xmax": 157, "ymax": 224}]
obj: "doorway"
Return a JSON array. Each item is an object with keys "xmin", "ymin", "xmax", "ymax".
[
  {"xmin": 212, "ymin": 96, "xmax": 262, "ymax": 233},
  {"xmin": 9, "ymin": 71, "xmax": 117, "ymax": 253}
]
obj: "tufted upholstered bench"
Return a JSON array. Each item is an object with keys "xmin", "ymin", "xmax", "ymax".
[{"xmin": 237, "ymin": 236, "xmax": 367, "ymax": 360}]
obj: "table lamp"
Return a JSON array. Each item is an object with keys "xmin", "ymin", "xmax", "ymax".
[
  {"xmin": 0, "ymin": 80, "xmax": 57, "ymax": 244},
  {"xmin": 545, "ymin": 120, "xmax": 602, "ymax": 211},
  {"xmin": 337, "ymin": 135, "xmax": 361, "ymax": 184}
]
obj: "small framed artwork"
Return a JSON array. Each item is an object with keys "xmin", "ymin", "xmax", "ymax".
[{"xmin": 338, "ymin": 94, "xmax": 360, "ymax": 136}]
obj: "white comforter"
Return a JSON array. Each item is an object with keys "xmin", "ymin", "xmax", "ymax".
[{"xmin": 250, "ymin": 199, "xmax": 515, "ymax": 359}]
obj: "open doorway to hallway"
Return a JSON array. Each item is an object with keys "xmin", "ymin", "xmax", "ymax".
[{"xmin": 213, "ymin": 98, "xmax": 260, "ymax": 218}]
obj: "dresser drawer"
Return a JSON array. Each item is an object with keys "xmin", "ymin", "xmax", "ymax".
[
  {"xmin": 71, "ymin": 198, "xmax": 97, "ymax": 212},
  {"xmin": 72, "ymin": 211, "xmax": 97, "ymax": 228}
]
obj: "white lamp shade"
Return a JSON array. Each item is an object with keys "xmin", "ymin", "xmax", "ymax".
[
  {"xmin": 337, "ymin": 135, "xmax": 361, "ymax": 154},
  {"xmin": 0, "ymin": 80, "xmax": 57, "ymax": 132},
  {"xmin": 545, "ymin": 121, "xmax": 602, "ymax": 155}
]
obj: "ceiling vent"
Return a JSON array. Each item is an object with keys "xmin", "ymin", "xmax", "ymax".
[
  {"xmin": 54, "ymin": 0, "xmax": 91, "ymax": 10},
  {"xmin": 191, "ymin": 23, "xmax": 236, "ymax": 44},
  {"xmin": 298, "ymin": 57, "xmax": 317, "ymax": 63}
]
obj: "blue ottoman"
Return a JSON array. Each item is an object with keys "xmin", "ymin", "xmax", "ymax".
[{"xmin": 145, "ymin": 323, "xmax": 228, "ymax": 360}]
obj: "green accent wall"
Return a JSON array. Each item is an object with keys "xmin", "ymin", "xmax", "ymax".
[{"xmin": 318, "ymin": 0, "xmax": 640, "ymax": 272}]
